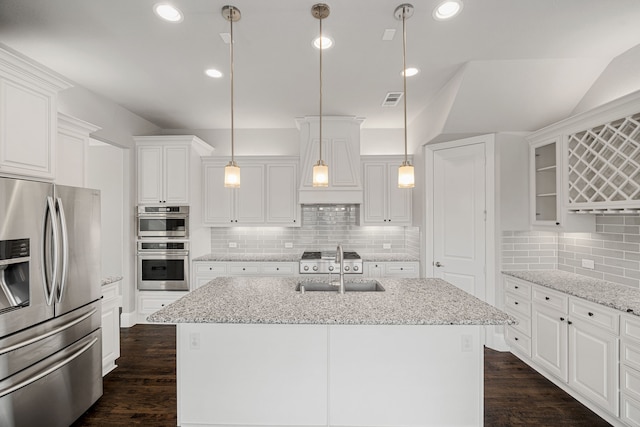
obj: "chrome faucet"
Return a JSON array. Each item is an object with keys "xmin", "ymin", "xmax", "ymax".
[{"xmin": 335, "ymin": 244, "xmax": 345, "ymax": 294}]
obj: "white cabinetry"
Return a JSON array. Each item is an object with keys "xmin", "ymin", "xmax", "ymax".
[
  {"xmin": 193, "ymin": 261, "xmax": 298, "ymax": 288},
  {"xmin": 0, "ymin": 47, "xmax": 72, "ymax": 180},
  {"xmin": 101, "ymin": 280, "xmax": 122, "ymax": 376},
  {"xmin": 620, "ymin": 314, "xmax": 640, "ymax": 426},
  {"xmin": 202, "ymin": 157, "xmax": 299, "ymax": 227},
  {"xmin": 364, "ymin": 261, "xmax": 419, "ymax": 278},
  {"xmin": 135, "ymin": 136, "xmax": 213, "ymax": 205},
  {"xmin": 505, "ymin": 274, "xmax": 621, "ymax": 420},
  {"xmin": 137, "ymin": 291, "xmax": 187, "ymax": 324},
  {"xmin": 361, "ymin": 156, "xmax": 412, "ymax": 226},
  {"xmin": 56, "ymin": 113, "xmax": 100, "ymax": 187}
]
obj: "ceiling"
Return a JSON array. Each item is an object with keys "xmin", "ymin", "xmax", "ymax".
[{"xmin": 1, "ymin": 0, "xmax": 640, "ymax": 134}]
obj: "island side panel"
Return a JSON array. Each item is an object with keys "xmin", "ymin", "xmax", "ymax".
[
  {"xmin": 177, "ymin": 323, "xmax": 329, "ymax": 427},
  {"xmin": 328, "ymin": 325, "xmax": 483, "ymax": 427}
]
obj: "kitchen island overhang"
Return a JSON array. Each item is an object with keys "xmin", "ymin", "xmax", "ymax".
[{"xmin": 149, "ymin": 277, "xmax": 514, "ymax": 427}]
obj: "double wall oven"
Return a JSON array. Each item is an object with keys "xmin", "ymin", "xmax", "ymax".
[{"xmin": 136, "ymin": 206, "xmax": 189, "ymax": 291}]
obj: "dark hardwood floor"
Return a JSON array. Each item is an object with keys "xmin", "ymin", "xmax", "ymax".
[{"xmin": 73, "ymin": 325, "xmax": 612, "ymax": 427}]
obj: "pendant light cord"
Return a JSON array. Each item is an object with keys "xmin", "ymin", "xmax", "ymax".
[
  {"xmin": 402, "ymin": 6, "xmax": 408, "ymax": 165},
  {"xmin": 230, "ymin": 8, "xmax": 235, "ymax": 163},
  {"xmin": 319, "ymin": 14, "xmax": 323, "ymax": 163}
]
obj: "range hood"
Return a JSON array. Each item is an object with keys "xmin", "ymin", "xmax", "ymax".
[{"xmin": 296, "ymin": 116, "xmax": 365, "ymax": 205}]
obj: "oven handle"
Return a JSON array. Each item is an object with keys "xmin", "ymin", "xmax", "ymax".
[
  {"xmin": 0, "ymin": 307, "xmax": 97, "ymax": 356},
  {"xmin": 137, "ymin": 214, "xmax": 188, "ymax": 219},
  {"xmin": 0, "ymin": 335, "xmax": 98, "ymax": 398},
  {"xmin": 137, "ymin": 252, "xmax": 189, "ymax": 257}
]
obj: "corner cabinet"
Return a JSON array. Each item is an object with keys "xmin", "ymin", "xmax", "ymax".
[
  {"xmin": 56, "ymin": 113, "xmax": 100, "ymax": 187},
  {"xmin": 202, "ymin": 157, "xmax": 300, "ymax": 227},
  {"xmin": 361, "ymin": 156, "xmax": 412, "ymax": 226},
  {"xmin": 135, "ymin": 136, "xmax": 214, "ymax": 205},
  {"xmin": 0, "ymin": 47, "xmax": 72, "ymax": 180}
]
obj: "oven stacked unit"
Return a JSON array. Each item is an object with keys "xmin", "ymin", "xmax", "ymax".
[{"xmin": 299, "ymin": 251, "xmax": 363, "ymax": 274}]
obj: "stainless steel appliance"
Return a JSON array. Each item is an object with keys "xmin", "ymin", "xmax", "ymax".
[
  {"xmin": 0, "ymin": 177, "xmax": 102, "ymax": 427},
  {"xmin": 137, "ymin": 241, "xmax": 189, "ymax": 291},
  {"xmin": 299, "ymin": 250, "xmax": 363, "ymax": 274},
  {"xmin": 137, "ymin": 205, "xmax": 188, "ymax": 238}
]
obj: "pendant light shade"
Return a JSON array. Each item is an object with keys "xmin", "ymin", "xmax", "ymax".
[
  {"xmin": 223, "ymin": 5, "xmax": 241, "ymax": 188},
  {"xmin": 312, "ymin": 3, "xmax": 330, "ymax": 188},
  {"xmin": 395, "ymin": 3, "xmax": 415, "ymax": 189}
]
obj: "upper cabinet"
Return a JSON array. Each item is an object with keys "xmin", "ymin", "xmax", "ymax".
[
  {"xmin": 56, "ymin": 113, "xmax": 100, "ymax": 187},
  {"xmin": 135, "ymin": 136, "xmax": 213, "ymax": 205},
  {"xmin": 297, "ymin": 116, "xmax": 364, "ymax": 204},
  {"xmin": 530, "ymin": 138, "xmax": 561, "ymax": 227},
  {"xmin": 202, "ymin": 157, "xmax": 300, "ymax": 227},
  {"xmin": 361, "ymin": 156, "xmax": 412, "ymax": 226},
  {"xmin": 0, "ymin": 48, "xmax": 72, "ymax": 180}
]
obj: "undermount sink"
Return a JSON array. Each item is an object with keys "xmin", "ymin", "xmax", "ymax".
[{"xmin": 296, "ymin": 280, "xmax": 385, "ymax": 293}]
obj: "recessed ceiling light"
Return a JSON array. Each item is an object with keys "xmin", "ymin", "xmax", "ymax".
[
  {"xmin": 313, "ymin": 36, "xmax": 334, "ymax": 50},
  {"xmin": 433, "ymin": 0, "xmax": 463, "ymax": 21},
  {"xmin": 154, "ymin": 3, "xmax": 183, "ymax": 23},
  {"xmin": 205, "ymin": 69, "xmax": 223, "ymax": 78},
  {"xmin": 402, "ymin": 67, "xmax": 420, "ymax": 77}
]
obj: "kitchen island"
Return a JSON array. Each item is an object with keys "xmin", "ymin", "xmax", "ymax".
[{"xmin": 149, "ymin": 277, "xmax": 513, "ymax": 427}]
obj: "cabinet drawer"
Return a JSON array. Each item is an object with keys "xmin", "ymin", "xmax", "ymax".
[
  {"xmin": 622, "ymin": 392, "xmax": 640, "ymax": 427},
  {"xmin": 101, "ymin": 282, "xmax": 121, "ymax": 302},
  {"xmin": 622, "ymin": 365, "xmax": 640, "ymax": 403},
  {"xmin": 532, "ymin": 286, "xmax": 568, "ymax": 312},
  {"xmin": 194, "ymin": 263, "xmax": 227, "ymax": 274},
  {"xmin": 229, "ymin": 265, "xmax": 260, "ymax": 275},
  {"xmin": 138, "ymin": 293, "xmax": 185, "ymax": 314},
  {"xmin": 506, "ymin": 326, "xmax": 531, "ymax": 357},
  {"xmin": 504, "ymin": 277, "xmax": 532, "ymax": 300},
  {"xmin": 504, "ymin": 309, "xmax": 531, "ymax": 337},
  {"xmin": 505, "ymin": 293, "xmax": 531, "ymax": 317},
  {"xmin": 623, "ymin": 315, "xmax": 640, "ymax": 344},
  {"xmin": 623, "ymin": 341, "xmax": 640, "ymax": 373},
  {"xmin": 384, "ymin": 263, "xmax": 418, "ymax": 277},
  {"xmin": 261, "ymin": 263, "xmax": 296, "ymax": 275},
  {"xmin": 569, "ymin": 298, "xmax": 619, "ymax": 335}
]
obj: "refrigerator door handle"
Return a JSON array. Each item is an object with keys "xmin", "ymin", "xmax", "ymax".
[
  {"xmin": 41, "ymin": 196, "xmax": 59, "ymax": 306},
  {"xmin": 0, "ymin": 335, "xmax": 98, "ymax": 399},
  {"xmin": 55, "ymin": 197, "xmax": 69, "ymax": 303},
  {"xmin": 0, "ymin": 306, "xmax": 97, "ymax": 356}
]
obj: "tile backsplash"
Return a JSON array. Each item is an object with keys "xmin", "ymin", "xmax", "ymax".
[
  {"xmin": 210, "ymin": 205, "xmax": 420, "ymax": 258},
  {"xmin": 502, "ymin": 215, "xmax": 640, "ymax": 289}
]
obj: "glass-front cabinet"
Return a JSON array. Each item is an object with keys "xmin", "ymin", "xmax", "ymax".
[{"xmin": 531, "ymin": 138, "xmax": 559, "ymax": 226}]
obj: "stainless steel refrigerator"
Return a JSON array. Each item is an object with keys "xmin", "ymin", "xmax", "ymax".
[{"xmin": 0, "ymin": 177, "xmax": 102, "ymax": 427}]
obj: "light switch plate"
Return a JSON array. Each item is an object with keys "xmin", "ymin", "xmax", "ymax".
[
  {"xmin": 229, "ymin": 242, "xmax": 237, "ymax": 248},
  {"xmin": 581, "ymin": 259, "xmax": 595, "ymax": 269},
  {"xmin": 285, "ymin": 242, "xmax": 293, "ymax": 249},
  {"xmin": 383, "ymin": 243, "xmax": 391, "ymax": 249}
]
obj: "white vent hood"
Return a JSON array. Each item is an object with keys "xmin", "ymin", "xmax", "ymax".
[{"xmin": 296, "ymin": 116, "xmax": 365, "ymax": 205}]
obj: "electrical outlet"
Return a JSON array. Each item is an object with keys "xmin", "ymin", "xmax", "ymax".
[
  {"xmin": 189, "ymin": 333, "xmax": 200, "ymax": 350},
  {"xmin": 383, "ymin": 243, "xmax": 391, "ymax": 249},
  {"xmin": 461, "ymin": 335, "xmax": 473, "ymax": 352},
  {"xmin": 581, "ymin": 259, "xmax": 595, "ymax": 269},
  {"xmin": 285, "ymin": 242, "xmax": 293, "ymax": 249},
  {"xmin": 228, "ymin": 242, "xmax": 237, "ymax": 248}
]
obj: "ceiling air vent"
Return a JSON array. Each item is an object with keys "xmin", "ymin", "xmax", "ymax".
[{"xmin": 382, "ymin": 92, "xmax": 403, "ymax": 107}]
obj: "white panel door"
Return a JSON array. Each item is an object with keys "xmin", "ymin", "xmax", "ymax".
[
  {"xmin": 433, "ymin": 143, "xmax": 486, "ymax": 299},
  {"xmin": 387, "ymin": 163, "xmax": 412, "ymax": 224},
  {"xmin": 202, "ymin": 162, "xmax": 233, "ymax": 224},
  {"xmin": 137, "ymin": 145, "xmax": 163, "ymax": 204},
  {"xmin": 163, "ymin": 145, "xmax": 189, "ymax": 204},
  {"xmin": 362, "ymin": 162, "xmax": 387, "ymax": 223},
  {"xmin": 532, "ymin": 303, "xmax": 568, "ymax": 381},
  {"xmin": 266, "ymin": 163, "xmax": 298, "ymax": 225},
  {"xmin": 235, "ymin": 163, "xmax": 265, "ymax": 224}
]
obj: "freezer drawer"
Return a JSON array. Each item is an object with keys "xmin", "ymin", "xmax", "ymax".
[{"xmin": 0, "ymin": 328, "xmax": 102, "ymax": 427}]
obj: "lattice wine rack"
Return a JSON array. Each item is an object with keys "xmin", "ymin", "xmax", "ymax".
[{"xmin": 567, "ymin": 112, "xmax": 640, "ymax": 212}]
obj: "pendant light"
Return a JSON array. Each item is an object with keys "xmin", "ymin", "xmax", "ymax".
[
  {"xmin": 223, "ymin": 5, "xmax": 241, "ymax": 188},
  {"xmin": 312, "ymin": 4, "xmax": 329, "ymax": 187},
  {"xmin": 395, "ymin": 4, "xmax": 415, "ymax": 189}
]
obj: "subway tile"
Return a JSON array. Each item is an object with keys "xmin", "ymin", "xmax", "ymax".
[
  {"xmin": 592, "ymin": 248, "xmax": 624, "ymax": 259},
  {"xmin": 625, "ymin": 269, "xmax": 640, "ymax": 280},
  {"xmin": 594, "ymin": 264, "xmax": 624, "ymax": 276},
  {"xmin": 590, "ymin": 233, "xmax": 624, "ymax": 242},
  {"xmin": 514, "ymin": 257, "xmax": 541, "ymax": 264},
  {"xmin": 529, "ymin": 264, "xmax": 557, "ymax": 270},
  {"xmin": 564, "ymin": 245, "xmax": 592, "ymax": 255},
  {"xmin": 574, "ymin": 239, "xmax": 603, "ymax": 248},
  {"xmin": 558, "ymin": 251, "xmax": 575, "ymax": 260},
  {"xmin": 529, "ymin": 237, "xmax": 557, "ymax": 244},
  {"xmin": 539, "ymin": 243, "xmax": 559, "ymax": 250},
  {"xmin": 603, "ymin": 273, "xmax": 640, "ymax": 288},
  {"xmin": 558, "ymin": 264, "xmax": 576, "ymax": 274},
  {"xmin": 625, "ymin": 234, "xmax": 640, "ymax": 244},
  {"xmin": 603, "ymin": 241, "xmax": 640, "ymax": 252},
  {"xmin": 502, "ymin": 264, "xmax": 530, "ymax": 271},
  {"xmin": 626, "ymin": 253, "xmax": 640, "ymax": 261},
  {"xmin": 625, "ymin": 216, "xmax": 640, "ymax": 225},
  {"xmin": 603, "ymin": 257, "xmax": 640, "ymax": 270},
  {"xmin": 596, "ymin": 215, "xmax": 625, "ymax": 225},
  {"xmin": 595, "ymin": 225, "xmax": 604, "ymax": 232},
  {"xmin": 603, "ymin": 225, "xmax": 640, "ymax": 234},
  {"xmin": 514, "ymin": 244, "xmax": 540, "ymax": 251},
  {"xmin": 575, "ymin": 268, "xmax": 604, "ymax": 280}
]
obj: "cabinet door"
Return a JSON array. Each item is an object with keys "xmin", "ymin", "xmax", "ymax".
[
  {"xmin": 387, "ymin": 163, "xmax": 412, "ymax": 225},
  {"xmin": 163, "ymin": 145, "xmax": 189, "ymax": 204},
  {"xmin": 266, "ymin": 163, "xmax": 299, "ymax": 225},
  {"xmin": 137, "ymin": 145, "xmax": 164, "ymax": 204},
  {"xmin": 101, "ymin": 296, "xmax": 120, "ymax": 376},
  {"xmin": 56, "ymin": 129, "xmax": 86, "ymax": 187},
  {"xmin": 532, "ymin": 303, "xmax": 568, "ymax": 381},
  {"xmin": 530, "ymin": 139, "xmax": 559, "ymax": 226},
  {"xmin": 569, "ymin": 320, "xmax": 619, "ymax": 416},
  {"xmin": 365, "ymin": 263, "xmax": 383, "ymax": 278},
  {"xmin": 362, "ymin": 163, "xmax": 387, "ymax": 224},
  {"xmin": 236, "ymin": 164, "xmax": 265, "ymax": 224},
  {"xmin": 384, "ymin": 262, "xmax": 419, "ymax": 278},
  {"xmin": 0, "ymin": 78, "xmax": 56, "ymax": 179},
  {"xmin": 203, "ymin": 162, "xmax": 234, "ymax": 224}
]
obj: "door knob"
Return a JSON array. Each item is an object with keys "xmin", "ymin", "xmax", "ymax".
[{"xmin": 434, "ymin": 261, "xmax": 444, "ymax": 267}]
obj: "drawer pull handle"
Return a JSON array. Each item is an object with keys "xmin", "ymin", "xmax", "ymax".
[
  {"xmin": 567, "ymin": 320, "xmax": 573, "ymax": 325},
  {"xmin": 560, "ymin": 317, "xmax": 565, "ymax": 321},
  {"xmin": 514, "ymin": 302, "xmax": 519, "ymax": 305},
  {"xmin": 514, "ymin": 337, "xmax": 519, "ymax": 341},
  {"xmin": 588, "ymin": 312, "xmax": 594, "ymax": 317},
  {"xmin": 545, "ymin": 297, "xmax": 550, "ymax": 301},
  {"xmin": 514, "ymin": 286, "xmax": 519, "ymax": 289}
]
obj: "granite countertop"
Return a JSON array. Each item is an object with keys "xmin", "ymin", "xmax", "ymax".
[
  {"xmin": 359, "ymin": 254, "xmax": 419, "ymax": 262},
  {"xmin": 147, "ymin": 277, "xmax": 514, "ymax": 326},
  {"xmin": 101, "ymin": 276, "xmax": 123, "ymax": 286},
  {"xmin": 503, "ymin": 270, "xmax": 640, "ymax": 315},
  {"xmin": 193, "ymin": 253, "xmax": 302, "ymax": 262}
]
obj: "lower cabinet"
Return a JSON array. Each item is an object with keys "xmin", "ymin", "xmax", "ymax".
[
  {"xmin": 192, "ymin": 261, "xmax": 299, "ymax": 289},
  {"xmin": 504, "ymin": 274, "xmax": 621, "ymax": 421},
  {"xmin": 364, "ymin": 261, "xmax": 419, "ymax": 278},
  {"xmin": 137, "ymin": 291, "xmax": 188, "ymax": 324},
  {"xmin": 101, "ymin": 281, "xmax": 122, "ymax": 376},
  {"xmin": 621, "ymin": 314, "xmax": 640, "ymax": 426}
]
